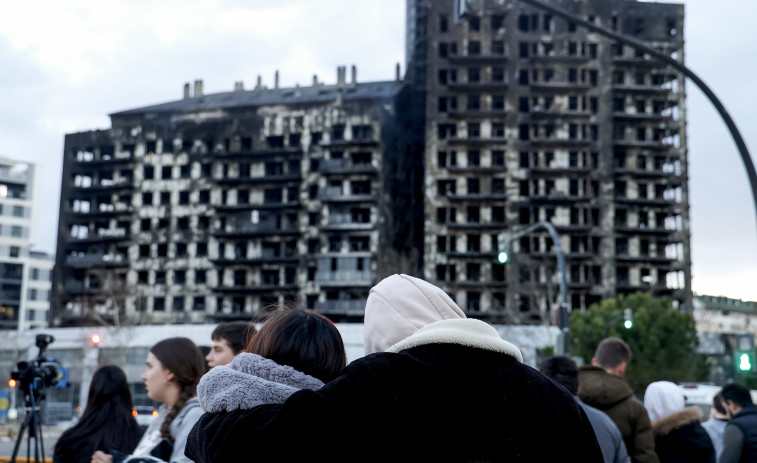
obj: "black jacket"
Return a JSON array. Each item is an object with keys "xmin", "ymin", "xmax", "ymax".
[
  {"xmin": 652, "ymin": 407, "xmax": 715, "ymax": 463},
  {"xmin": 187, "ymin": 343, "xmax": 603, "ymax": 462}
]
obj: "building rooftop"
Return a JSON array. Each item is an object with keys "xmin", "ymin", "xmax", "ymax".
[
  {"xmin": 695, "ymin": 294, "xmax": 757, "ymax": 314},
  {"xmin": 110, "ymin": 80, "xmax": 405, "ymax": 118}
]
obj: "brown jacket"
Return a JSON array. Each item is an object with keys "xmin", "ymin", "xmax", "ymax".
[{"xmin": 579, "ymin": 365, "xmax": 659, "ymax": 463}]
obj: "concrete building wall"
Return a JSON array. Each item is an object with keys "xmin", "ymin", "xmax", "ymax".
[
  {"xmin": 52, "ymin": 72, "xmax": 424, "ymax": 326},
  {"xmin": 409, "ymin": 0, "xmax": 691, "ymax": 323}
]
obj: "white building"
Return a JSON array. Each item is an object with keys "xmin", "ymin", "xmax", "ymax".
[
  {"xmin": 693, "ymin": 294, "xmax": 757, "ymax": 337},
  {"xmin": 0, "ymin": 157, "xmax": 54, "ymax": 330}
]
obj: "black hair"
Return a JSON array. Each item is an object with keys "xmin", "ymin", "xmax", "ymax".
[
  {"xmin": 211, "ymin": 321, "xmax": 255, "ymax": 354},
  {"xmin": 53, "ymin": 365, "xmax": 141, "ymax": 461},
  {"xmin": 247, "ymin": 306, "xmax": 346, "ymax": 383},
  {"xmin": 538, "ymin": 356, "xmax": 579, "ymax": 395},
  {"xmin": 721, "ymin": 383, "xmax": 754, "ymax": 409}
]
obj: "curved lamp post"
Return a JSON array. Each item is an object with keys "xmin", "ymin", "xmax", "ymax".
[{"xmin": 518, "ymin": 0, "xmax": 757, "ymax": 237}]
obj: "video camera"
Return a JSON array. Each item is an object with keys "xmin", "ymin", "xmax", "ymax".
[{"xmin": 10, "ymin": 334, "xmax": 64, "ymax": 394}]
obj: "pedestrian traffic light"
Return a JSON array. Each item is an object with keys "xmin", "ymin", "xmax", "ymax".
[
  {"xmin": 623, "ymin": 308, "xmax": 633, "ymax": 329},
  {"xmin": 90, "ymin": 333, "xmax": 101, "ymax": 347},
  {"xmin": 736, "ymin": 334, "xmax": 755, "ymax": 373},
  {"xmin": 496, "ymin": 232, "xmax": 510, "ymax": 264},
  {"xmin": 8, "ymin": 378, "xmax": 16, "ymax": 388}
]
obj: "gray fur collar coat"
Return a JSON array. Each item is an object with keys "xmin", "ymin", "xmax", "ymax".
[{"xmin": 197, "ymin": 353, "xmax": 324, "ymax": 413}]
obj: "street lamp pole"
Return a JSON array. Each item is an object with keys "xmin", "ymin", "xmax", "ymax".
[{"xmin": 504, "ymin": 221, "xmax": 569, "ymax": 354}]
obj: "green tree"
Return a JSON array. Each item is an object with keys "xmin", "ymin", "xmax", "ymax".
[{"xmin": 570, "ymin": 292, "xmax": 708, "ymax": 393}]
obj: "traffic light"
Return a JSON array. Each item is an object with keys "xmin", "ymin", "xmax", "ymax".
[
  {"xmin": 736, "ymin": 334, "xmax": 755, "ymax": 373},
  {"xmin": 90, "ymin": 334, "xmax": 102, "ymax": 347},
  {"xmin": 496, "ymin": 232, "xmax": 510, "ymax": 264},
  {"xmin": 623, "ymin": 308, "xmax": 633, "ymax": 329},
  {"xmin": 8, "ymin": 378, "xmax": 16, "ymax": 388}
]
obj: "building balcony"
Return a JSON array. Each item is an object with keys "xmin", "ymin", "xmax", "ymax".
[
  {"xmin": 615, "ymin": 254, "xmax": 676, "ymax": 264},
  {"xmin": 315, "ymin": 299, "xmax": 366, "ymax": 316},
  {"xmin": 317, "ymin": 187, "xmax": 376, "ymax": 203},
  {"xmin": 612, "ymin": 140, "xmax": 675, "ymax": 151},
  {"xmin": 448, "ymin": 221, "xmax": 507, "ymax": 230},
  {"xmin": 70, "ymin": 153, "xmax": 133, "ymax": 168},
  {"xmin": 613, "ymin": 168, "xmax": 681, "ymax": 180},
  {"xmin": 67, "ymin": 228, "xmax": 130, "ymax": 244},
  {"xmin": 215, "ymin": 201, "xmax": 301, "ymax": 212},
  {"xmin": 446, "ymin": 192, "xmax": 507, "ymax": 202},
  {"xmin": 447, "ymin": 165, "xmax": 507, "ymax": 174},
  {"xmin": 212, "ymin": 283, "xmax": 299, "ymax": 294},
  {"xmin": 524, "ymin": 137, "xmax": 593, "ymax": 147},
  {"xmin": 445, "ymin": 136, "xmax": 508, "ymax": 146},
  {"xmin": 66, "ymin": 205, "xmax": 134, "ymax": 218},
  {"xmin": 318, "ymin": 138, "xmax": 378, "ymax": 148},
  {"xmin": 71, "ymin": 179, "xmax": 132, "ymax": 193},
  {"xmin": 215, "ymin": 174, "xmax": 302, "ymax": 186},
  {"xmin": 215, "ymin": 221, "xmax": 300, "ymax": 237},
  {"xmin": 445, "ymin": 110, "xmax": 508, "ymax": 119},
  {"xmin": 320, "ymin": 215, "xmax": 374, "ymax": 231},
  {"xmin": 612, "ymin": 112, "xmax": 678, "ymax": 123},
  {"xmin": 614, "ymin": 225, "xmax": 677, "ymax": 236},
  {"xmin": 447, "ymin": 55, "xmax": 508, "ymax": 65},
  {"xmin": 447, "ymin": 82, "xmax": 508, "ymax": 92},
  {"xmin": 614, "ymin": 196, "xmax": 679, "ymax": 208},
  {"xmin": 528, "ymin": 110, "xmax": 594, "ymax": 119},
  {"xmin": 213, "ymin": 147, "xmax": 303, "ymax": 159},
  {"xmin": 319, "ymin": 159, "xmax": 378, "ymax": 175},
  {"xmin": 528, "ymin": 55, "xmax": 592, "ymax": 64},
  {"xmin": 612, "ymin": 84, "xmax": 671, "ymax": 95},
  {"xmin": 65, "ymin": 253, "xmax": 128, "ymax": 268},
  {"xmin": 529, "ymin": 82, "xmax": 593, "ymax": 93},
  {"xmin": 528, "ymin": 166, "xmax": 592, "ymax": 175},
  {"xmin": 315, "ymin": 270, "xmax": 374, "ymax": 287}
]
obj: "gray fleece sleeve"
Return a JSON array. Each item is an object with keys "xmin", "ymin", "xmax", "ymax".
[{"xmin": 719, "ymin": 424, "xmax": 745, "ymax": 463}]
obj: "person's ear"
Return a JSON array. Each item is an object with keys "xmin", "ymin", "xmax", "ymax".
[
  {"xmin": 591, "ymin": 357, "xmax": 598, "ymax": 366},
  {"xmin": 616, "ymin": 361, "xmax": 627, "ymax": 377}
]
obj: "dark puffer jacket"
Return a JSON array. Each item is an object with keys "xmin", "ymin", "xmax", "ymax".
[
  {"xmin": 652, "ymin": 407, "xmax": 715, "ymax": 463},
  {"xmin": 579, "ymin": 366, "xmax": 658, "ymax": 463},
  {"xmin": 188, "ymin": 337, "xmax": 603, "ymax": 462}
]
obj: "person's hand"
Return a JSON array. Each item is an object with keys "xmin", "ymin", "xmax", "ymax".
[{"xmin": 91, "ymin": 450, "xmax": 113, "ymax": 463}]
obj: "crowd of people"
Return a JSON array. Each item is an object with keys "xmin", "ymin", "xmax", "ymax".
[{"xmin": 47, "ymin": 274, "xmax": 757, "ymax": 463}]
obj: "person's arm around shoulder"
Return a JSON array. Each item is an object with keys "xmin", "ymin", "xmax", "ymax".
[
  {"xmin": 632, "ymin": 398, "xmax": 660, "ymax": 463},
  {"xmin": 186, "ymin": 355, "xmax": 379, "ymax": 463},
  {"xmin": 719, "ymin": 423, "xmax": 745, "ymax": 463}
]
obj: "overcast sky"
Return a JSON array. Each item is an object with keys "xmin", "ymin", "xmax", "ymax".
[{"xmin": 1, "ymin": 0, "xmax": 755, "ymax": 300}]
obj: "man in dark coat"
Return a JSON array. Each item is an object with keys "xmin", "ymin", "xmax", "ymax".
[
  {"xmin": 540, "ymin": 356, "xmax": 629, "ymax": 463},
  {"xmin": 579, "ymin": 337, "xmax": 659, "ymax": 463},
  {"xmin": 186, "ymin": 274, "xmax": 603, "ymax": 462},
  {"xmin": 720, "ymin": 382, "xmax": 757, "ymax": 463}
]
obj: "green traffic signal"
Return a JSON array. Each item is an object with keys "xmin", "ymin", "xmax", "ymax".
[
  {"xmin": 739, "ymin": 352, "xmax": 753, "ymax": 372},
  {"xmin": 497, "ymin": 251, "xmax": 508, "ymax": 264},
  {"xmin": 624, "ymin": 320, "xmax": 633, "ymax": 329}
]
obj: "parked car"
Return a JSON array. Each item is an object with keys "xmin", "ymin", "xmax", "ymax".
[{"xmin": 133, "ymin": 405, "xmax": 158, "ymax": 427}]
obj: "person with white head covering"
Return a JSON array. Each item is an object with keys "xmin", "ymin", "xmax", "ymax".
[
  {"xmin": 187, "ymin": 274, "xmax": 603, "ymax": 462},
  {"xmin": 644, "ymin": 381, "xmax": 716, "ymax": 463}
]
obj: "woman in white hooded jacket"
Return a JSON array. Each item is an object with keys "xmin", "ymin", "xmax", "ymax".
[{"xmin": 196, "ymin": 307, "xmax": 346, "ymax": 414}]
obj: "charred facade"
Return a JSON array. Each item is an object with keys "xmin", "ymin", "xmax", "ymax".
[
  {"xmin": 410, "ymin": 0, "xmax": 691, "ymax": 322},
  {"xmin": 53, "ymin": 70, "xmax": 424, "ymax": 325}
]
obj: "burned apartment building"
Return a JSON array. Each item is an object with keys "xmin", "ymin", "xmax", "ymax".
[
  {"xmin": 52, "ymin": 67, "xmax": 424, "ymax": 326},
  {"xmin": 409, "ymin": 0, "xmax": 692, "ymax": 322}
]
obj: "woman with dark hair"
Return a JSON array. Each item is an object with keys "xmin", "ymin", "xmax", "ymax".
[
  {"xmin": 197, "ymin": 306, "xmax": 346, "ymax": 413},
  {"xmin": 92, "ymin": 337, "xmax": 205, "ymax": 463},
  {"xmin": 53, "ymin": 365, "xmax": 140, "ymax": 463}
]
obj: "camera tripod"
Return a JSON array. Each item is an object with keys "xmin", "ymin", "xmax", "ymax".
[{"xmin": 10, "ymin": 388, "xmax": 46, "ymax": 463}]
